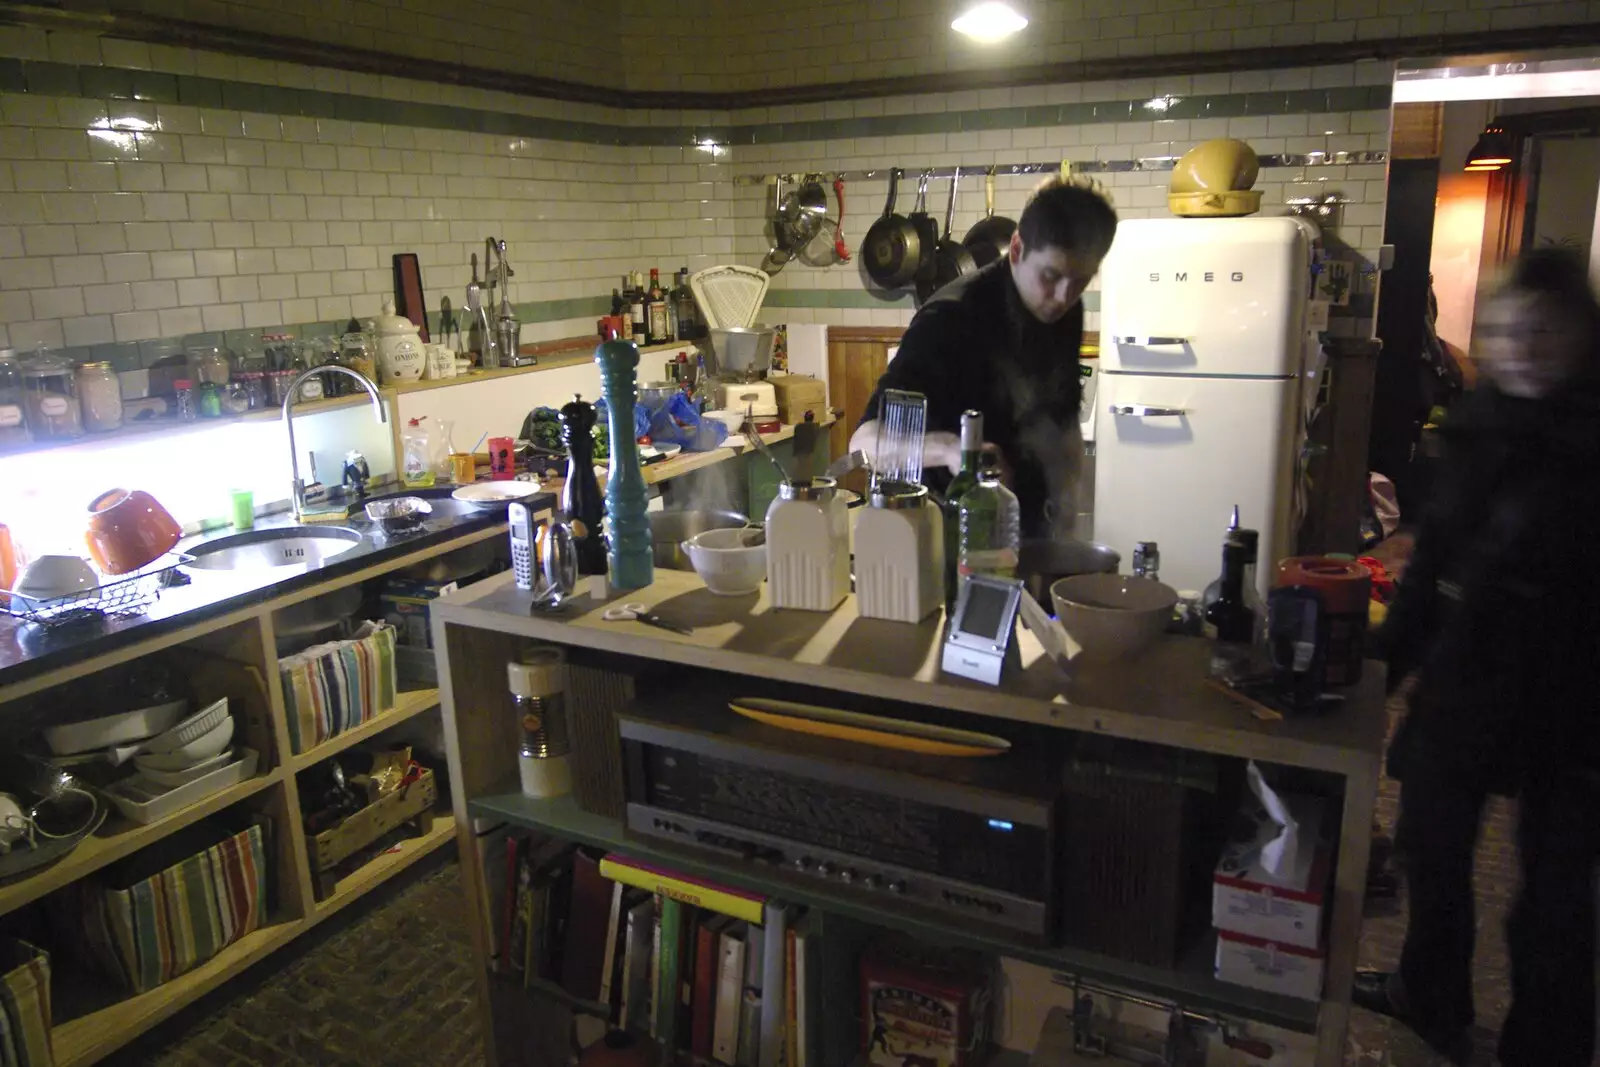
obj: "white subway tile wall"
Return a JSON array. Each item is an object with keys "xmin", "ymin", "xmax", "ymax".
[
  {"xmin": 640, "ymin": 64, "xmax": 1396, "ymax": 337},
  {"xmin": 0, "ymin": 28, "xmax": 645, "ymax": 354},
  {"xmin": 0, "ymin": 24, "xmax": 1403, "ymax": 352}
]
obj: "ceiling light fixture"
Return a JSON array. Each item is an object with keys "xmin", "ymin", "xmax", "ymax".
[
  {"xmin": 1464, "ymin": 122, "xmax": 1513, "ymax": 171},
  {"xmin": 952, "ymin": 2, "xmax": 1028, "ymax": 43}
]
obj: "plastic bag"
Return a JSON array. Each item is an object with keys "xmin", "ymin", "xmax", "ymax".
[{"xmin": 648, "ymin": 392, "xmax": 728, "ymax": 452}]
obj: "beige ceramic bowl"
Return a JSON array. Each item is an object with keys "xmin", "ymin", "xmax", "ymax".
[{"xmin": 1050, "ymin": 574, "xmax": 1179, "ymax": 661}]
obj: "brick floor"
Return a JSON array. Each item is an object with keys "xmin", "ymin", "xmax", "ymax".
[
  {"xmin": 102, "ymin": 850, "xmax": 483, "ymax": 1067},
  {"xmin": 105, "ymin": 704, "xmax": 1532, "ymax": 1067}
]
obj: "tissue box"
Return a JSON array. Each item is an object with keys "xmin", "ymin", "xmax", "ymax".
[
  {"xmin": 1215, "ymin": 930, "xmax": 1325, "ymax": 1001},
  {"xmin": 1211, "ymin": 793, "xmax": 1328, "ymax": 949}
]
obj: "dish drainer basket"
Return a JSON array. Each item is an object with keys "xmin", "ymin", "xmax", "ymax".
[
  {"xmin": 690, "ymin": 264, "xmax": 769, "ymax": 329},
  {"xmin": 1, "ymin": 552, "xmax": 192, "ymax": 629}
]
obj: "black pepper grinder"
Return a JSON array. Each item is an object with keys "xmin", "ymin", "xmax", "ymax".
[{"xmin": 560, "ymin": 394, "xmax": 608, "ymax": 577}]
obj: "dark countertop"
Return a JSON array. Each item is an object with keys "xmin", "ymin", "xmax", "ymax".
[{"xmin": 0, "ymin": 487, "xmax": 553, "ymax": 693}]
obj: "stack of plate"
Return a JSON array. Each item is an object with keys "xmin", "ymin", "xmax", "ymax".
[{"xmin": 97, "ymin": 699, "xmax": 259, "ymax": 824}]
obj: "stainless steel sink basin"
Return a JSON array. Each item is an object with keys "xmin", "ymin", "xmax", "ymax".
[{"xmin": 186, "ymin": 526, "xmax": 364, "ymax": 570}]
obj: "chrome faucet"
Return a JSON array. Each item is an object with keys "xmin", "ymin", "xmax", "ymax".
[{"xmin": 283, "ymin": 365, "xmax": 387, "ymax": 521}]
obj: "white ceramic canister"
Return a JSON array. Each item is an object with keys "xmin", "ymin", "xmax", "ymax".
[
  {"xmin": 374, "ymin": 298, "xmax": 427, "ymax": 384},
  {"xmin": 854, "ymin": 483, "xmax": 945, "ymax": 623},
  {"xmin": 764, "ymin": 477, "xmax": 850, "ymax": 612}
]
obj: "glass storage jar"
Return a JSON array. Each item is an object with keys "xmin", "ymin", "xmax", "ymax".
[
  {"xmin": 221, "ymin": 379, "xmax": 250, "ymax": 416},
  {"xmin": 0, "ymin": 348, "xmax": 30, "ymax": 448},
  {"xmin": 188, "ymin": 346, "xmax": 231, "ymax": 386},
  {"xmin": 76, "ymin": 360, "xmax": 124, "ymax": 432},
  {"xmin": 21, "ymin": 351, "xmax": 83, "ymax": 439}
]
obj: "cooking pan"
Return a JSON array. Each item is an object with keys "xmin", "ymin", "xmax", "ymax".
[
  {"xmin": 860, "ymin": 168, "xmax": 922, "ymax": 288},
  {"xmin": 907, "ymin": 172, "xmax": 939, "ymax": 287},
  {"xmin": 921, "ymin": 167, "xmax": 977, "ymax": 303},
  {"xmin": 962, "ymin": 166, "xmax": 1017, "ymax": 268}
]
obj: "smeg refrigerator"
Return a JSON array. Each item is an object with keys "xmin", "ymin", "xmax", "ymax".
[{"xmin": 1092, "ymin": 216, "xmax": 1324, "ymax": 598}]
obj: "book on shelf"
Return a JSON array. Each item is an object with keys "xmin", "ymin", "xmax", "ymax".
[
  {"xmin": 619, "ymin": 895, "xmax": 656, "ymax": 1030},
  {"xmin": 712, "ymin": 923, "xmax": 747, "ymax": 1065},
  {"xmin": 504, "ymin": 849, "xmax": 813, "ymax": 1066}
]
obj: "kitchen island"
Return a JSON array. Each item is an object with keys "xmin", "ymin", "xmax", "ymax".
[{"xmin": 434, "ymin": 568, "xmax": 1386, "ymax": 1066}]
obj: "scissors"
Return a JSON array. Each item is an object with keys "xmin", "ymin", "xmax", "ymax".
[{"xmin": 600, "ymin": 602, "xmax": 693, "ymax": 635}]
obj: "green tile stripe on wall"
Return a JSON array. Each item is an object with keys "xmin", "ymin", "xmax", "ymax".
[
  {"xmin": 761, "ymin": 288, "xmax": 1102, "ymax": 312},
  {"xmin": 52, "ymin": 296, "xmax": 613, "ymax": 373},
  {"xmin": 0, "ymin": 57, "xmax": 1392, "ymax": 149}
]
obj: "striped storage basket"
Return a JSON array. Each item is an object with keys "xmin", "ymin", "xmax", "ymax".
[
  {"xmin": 0, "ymin": 939, "xmax": 52, "ymax": 1067},
  {"xmin": 279, "ymin": 621, "xmax": 398, "ymax": 755},
  {"xmin": 73, "ymin": 821, "xmax": 269, "ymax": 994}
]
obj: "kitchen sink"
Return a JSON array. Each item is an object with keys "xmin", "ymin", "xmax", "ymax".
[{"xmin": 185, "ymin": 526, "xmax": 364, "ymax": 570}]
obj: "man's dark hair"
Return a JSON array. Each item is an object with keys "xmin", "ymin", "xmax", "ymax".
[{"xmin": 1017, "ymin": 177, "xmax": 1118, "ymax": 260}]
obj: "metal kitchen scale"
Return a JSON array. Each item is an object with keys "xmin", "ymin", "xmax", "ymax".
[{"xmin": 942, "ymin": 573, "xmax": 1069, "ymax": 686}]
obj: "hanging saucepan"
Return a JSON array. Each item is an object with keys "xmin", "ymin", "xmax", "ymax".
[
  {"xmin": 861, "ymin": 168, "xmax": 923, "ymax": 288},
  {"xmin": 907, "ymin": 172, "xmax": 939, "ymax": 288},
  {"xmin": 921, "ymin": 167, "xmax": 977, "ymax": 303},
  {"xmin": 962, "ymin": 166, "xmax": 1017, "ymax": 268}
]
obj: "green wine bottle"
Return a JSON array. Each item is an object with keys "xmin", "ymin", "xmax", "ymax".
[{"xmin": 942, "ymin": 409, "xmax": 984, "ymax": 607}]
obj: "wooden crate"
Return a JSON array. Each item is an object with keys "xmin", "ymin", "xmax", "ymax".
[{"xmin": 308, "ymin": 767, "xmax": 437, "ymax": 899}]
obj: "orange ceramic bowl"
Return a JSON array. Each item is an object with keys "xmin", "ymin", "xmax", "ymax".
[{"xmin": 85, "ymin": 489, "xmax": 181, "ymax": 575}]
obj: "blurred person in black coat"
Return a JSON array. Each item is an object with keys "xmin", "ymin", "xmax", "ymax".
[{"xmin": 1354, "ymin": 249, "xmax": 1600, "ymax": 1066}]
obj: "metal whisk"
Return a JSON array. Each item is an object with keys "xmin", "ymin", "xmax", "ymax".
[{"xmin": 872, "ymin": 388, "xmax": 928, "ymax": 492}]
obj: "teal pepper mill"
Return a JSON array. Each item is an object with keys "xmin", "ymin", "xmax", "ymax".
[{"xmin": 595, "ymin": 336, "xmax": 653, "ymax": 591}]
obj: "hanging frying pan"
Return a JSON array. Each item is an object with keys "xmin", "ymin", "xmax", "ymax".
[
  {"xmin": 860, "ymin": 168, "xmax": 922, "ymax": 288},
  {"xmin": 907, "ymin": 172, "xmax": 939, "ymax": 287},
  {"xmin": 922, "ymin": 166, "xmax": 976, "ymax": 303},
  {"xmin": 962, "ymin": 166, "xmax": 1017, "ymax": 268}
]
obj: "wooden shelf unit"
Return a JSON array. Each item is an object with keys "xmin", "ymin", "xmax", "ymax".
[
  {"xmin": 470, "ymin": 792, "xmax": 1318, "ymax": 1036},
  {"xmin": 290, "ymin": 686, "xmax": 442, "ymax": 770},
  {"xmin": 0, "ymin": 775, "xmax": 277, "ymax": 920},
  {"xmin": 0, "ymin": 515, "xmax": 542, "ymax": 1067},
  {"xmin": 434, "ymin": 568, "xmax": 1387, "ymax": 1067}
]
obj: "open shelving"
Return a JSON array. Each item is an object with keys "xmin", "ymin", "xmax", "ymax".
[
  {"xmin": 0, "ymin": 774, "xmax": 278, "ymax": 919},
  {"xmin": 469, "ymin": 791, "xmax": 1320, "ymax": 1036},
  {"xmin": 290, "ymin": 686, "xmax": 442, "ymax": 770}
]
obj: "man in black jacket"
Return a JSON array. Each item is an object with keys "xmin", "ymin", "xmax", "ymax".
[
  {"xmin": 849, "ymin": 178, "xmax": 1118, "ymax": 537},
  {"xmin": 1356, "ymin": 250, "xmax": 1600, "ymax": 1067}
]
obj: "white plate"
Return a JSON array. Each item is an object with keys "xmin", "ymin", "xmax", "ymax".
[
  {"xmin": 451, "ymin": 481, "xmax": 542, "ymax": 508},
  {"xmin": 136, "ymin": 748, "xmax": 234, "ymax": 787},
  {"xmin": 640, "ymin": 443, "xmax": 683, "ymax": 460}
]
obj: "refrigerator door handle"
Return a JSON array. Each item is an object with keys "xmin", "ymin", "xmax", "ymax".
[
  {"xmin": 1112, "ymin": 335, "xmax": 1190, "ymax": 346},
  {"xmin": 1109, "ymin": 404, "xmax": 1189, "ymax": 417}
]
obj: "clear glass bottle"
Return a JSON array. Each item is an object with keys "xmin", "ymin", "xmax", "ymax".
[
  {"xmin": 942, "ymin": 409, "xmax": 984, "ymax": 606},
  {"xmin": 0, "ymin": 348, "xmax": 31, "ymax": 448},
  {"xmin": 957, "ymin": 451, "xmax": 1020, "ymax": 580},
  {"xmin": 1132, "ymin": 540, "xmax": 1161, "ymax": 581},
  {"xmin": 21, "ymin": 350, "xmax": 82, "ymax": 439},
  {"xmin": 238, "ymin": 370, "xmax": 267, "ymax": 410},
  {"xmin": 76, "ymin": 360, "xmax": 124, "ymax": 432},
  {"xmin": 172, "ymin": 378, "xmax": 196, "ymax": 421},
  {"xmin": 221, "ymin": 379, "xmax": 250, "ymax": 416}
]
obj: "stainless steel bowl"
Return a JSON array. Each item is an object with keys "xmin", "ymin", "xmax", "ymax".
[
  {"xmin": 649, "ymin": 509, "xmax": 750, "ymax": 570},
  {"xmin": 706, "ymin": 327, "xmax": 775, "ymax": 378}
]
